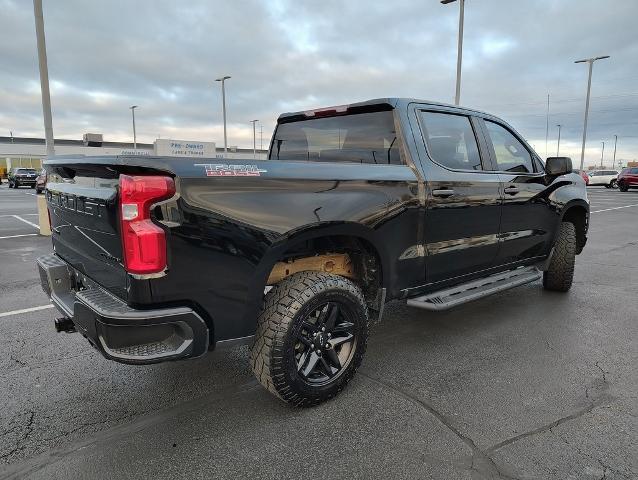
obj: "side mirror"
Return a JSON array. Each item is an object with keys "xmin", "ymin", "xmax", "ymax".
[{"xmin": 545, "ymin": 156, "xmax": 572, "ymax": 175}]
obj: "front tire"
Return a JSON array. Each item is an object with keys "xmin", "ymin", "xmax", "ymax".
[
  {"xmin": 543, "ymin": 221, "xmax": 576, "ymax": 292},
  {"xmin": 619, "ymin": 183, "xmax": 628, "ymax": 192},
  {"xmin": 250, "ymin": 271, "xmax": 369, "ymax": 407},
  {"xmin": 610, "ymin": 179, "xmax": 618, "ymax": 189}
]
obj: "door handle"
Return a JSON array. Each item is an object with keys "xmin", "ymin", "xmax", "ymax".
[
  {"xmin": 504, "ymin": 186, "xmax": 519, "ymax": 195},
  {"xmin": 432, "ymin": 189, "xmax": 455, "ymax": 197}
]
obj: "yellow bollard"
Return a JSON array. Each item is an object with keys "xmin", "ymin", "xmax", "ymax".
[{"xmin": 37, "ymin": 193, "xmax": 51, "ymax": 236}]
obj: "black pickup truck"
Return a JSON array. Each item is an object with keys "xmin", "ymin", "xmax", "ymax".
[{"xmin": 37, "ymin": 98, "xmax": 588, "ymax": 406}]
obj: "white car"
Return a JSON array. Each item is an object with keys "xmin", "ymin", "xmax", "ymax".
[{"xmin": 588, "ymin": 169, "xmax": 619, "ymax": 188}]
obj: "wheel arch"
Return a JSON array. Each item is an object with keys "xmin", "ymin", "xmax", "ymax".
[{"xmin": 559, "ymin": 200, "xmax": 589, "ymax": 254}]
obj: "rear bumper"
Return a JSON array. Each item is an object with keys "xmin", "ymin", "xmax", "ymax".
[
  {"xmin": 37, "ymin": 253, "xmax": 209, "ymax": 364},
  {"xmin": 14, "ymin": 178, "xmax": 36, "ymax": 185}
]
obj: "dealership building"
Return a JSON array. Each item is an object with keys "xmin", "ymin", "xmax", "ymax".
[{"xmin": 0, "ymin": 135, "xmax": 267, "ymax": 177}]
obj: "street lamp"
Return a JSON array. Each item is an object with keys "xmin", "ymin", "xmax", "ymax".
[
  {"xmin": 612, "ymin": 134, "xmax": 618, "ymax": 169},
  {"xmin": 575, "ymin": 55, "xmax": 610, "ymax": 171},
  {"xmin": 33, "ymin": 0, "xmax": 54, "ymax": 156},
  {"xmin": 441, "ymin": 0, "xmax": 465, "ymax": 106},
  {"xmin": 129, "ymin": 105, "xmax": 138, "ymax": 150},
  {"xmin": 215, "ymin": 76, "xmax": 231, "ymax": 154},
  {"xmin": 556, "ymin": 124, "xmax": 562, "ymax": 157},
  {"xmin": 250, "ymin": 119, "xmax": 258, "ymax": 158},
  {"xmin": 600, "ymin": 141, "xmax": 605, "ymax": 168}
]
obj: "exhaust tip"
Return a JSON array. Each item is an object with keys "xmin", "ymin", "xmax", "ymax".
[{"xmin": 54, "ymin": 317, "xmax": 76, "ymax": 333}]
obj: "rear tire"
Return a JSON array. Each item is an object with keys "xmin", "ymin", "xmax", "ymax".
[
  {"xmin": 250, "ymin": 271, "xmax": 369, "ymax": 407},
  {"xmin": 543, "ymin": 221, "xmax": 576, "ymax": 292}
]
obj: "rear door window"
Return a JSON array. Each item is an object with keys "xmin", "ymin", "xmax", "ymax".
[
  {"xmin": 484, "ymin": 120, "xmax": 535, "ymax": 173},
  {"xmin": 270, "ymin": 110, "xmax": 402, "ymax": 165},
  {"xmin": 419, "ymin": 111, "xmax": 483, "ymax": 170}
]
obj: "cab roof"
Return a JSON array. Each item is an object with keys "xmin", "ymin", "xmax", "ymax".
[{"xmin": 277, "ymin": 97, "xmax": 490, "ymax": 122}]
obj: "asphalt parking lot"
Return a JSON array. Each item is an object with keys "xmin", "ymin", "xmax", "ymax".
[{"xmin": 0, "ymin": 183, "xmax": 636, "ymax": 480}]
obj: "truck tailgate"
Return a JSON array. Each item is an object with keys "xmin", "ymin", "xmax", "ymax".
[{"xmin": 46, "ymin": 166, "xmax": 128, "ymax": 300}]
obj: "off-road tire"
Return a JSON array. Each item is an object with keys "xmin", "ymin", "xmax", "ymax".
[
  {"xmin": 250, "ymin": 271, "xmax": 369, "ymax": 407},
  {"xmin": 543, "ymin": 221, "xmax": 576, "ymax": 292}
]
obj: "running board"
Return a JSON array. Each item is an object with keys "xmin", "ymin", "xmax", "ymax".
[{"xmin": 407, "ymin": 267, "xmax": 542, "ymax": 311}]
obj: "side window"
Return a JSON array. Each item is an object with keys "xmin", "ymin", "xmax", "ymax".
[
  {"xmin": 419, "ymin": 111, "xmax": 482, "ymax": 171},
  {"xmin": 484, "ymin": 120, "xmax": 534, "ymax": 173}
]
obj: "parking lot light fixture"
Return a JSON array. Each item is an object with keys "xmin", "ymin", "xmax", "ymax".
[
  {"xmin": 612, "ymin": 134, "xmax": 618, "ymax": 169},
  {"xmin": 250, "ymin": 120, "xmax": 258, "ymax": 158},
  {"xmin": 215, "ymin": 76, "xmax": 231, "ymax": 154},
  {"xmin": 575, "ymin": 55, "xmax": 610, "ymax": 171},
  {"xmin": 129, "ymin": 106, "xmax": 138, "ymax": 150},
  {"xmin": 556, "ymin": 124, "xmax": 562, "ymax": 157},
  {"xmin": 441, "ymin": 0, "xmax": 465, "ymax": 106}
]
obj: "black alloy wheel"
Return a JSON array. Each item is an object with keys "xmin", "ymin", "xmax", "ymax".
[{"xmin": 294, "ymin": 302, "xmax": 357, "ymax": 385}]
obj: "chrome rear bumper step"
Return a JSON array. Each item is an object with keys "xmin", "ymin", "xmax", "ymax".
[{"xmin": 407, "ymin": 267, "xmax": 542, "ymax": 311}]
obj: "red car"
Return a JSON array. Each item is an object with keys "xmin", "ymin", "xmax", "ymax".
[
  {"xmin": 618, "ymin": 167, "xmax": 638, "ymax": 192},
  {"xmin": 573, "ymin": 169, "xmax": 589, "ymax": 185}
]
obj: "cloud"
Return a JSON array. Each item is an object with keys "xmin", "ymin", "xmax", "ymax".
[{"xmin": 0, "ymin": 0, "xmax": 637, "ymax": 166}]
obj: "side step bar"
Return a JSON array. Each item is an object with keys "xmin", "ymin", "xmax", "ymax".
[{"xmin": 407, "ymin": 267, "xmax": 542, "ymax": 311}]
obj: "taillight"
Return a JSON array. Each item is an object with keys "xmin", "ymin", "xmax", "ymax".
[{"xmin": 119, "ymin": 175, "xmax": 175, "ymax": 275}]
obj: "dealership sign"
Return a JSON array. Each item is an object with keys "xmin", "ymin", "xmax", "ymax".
[{"xmin": 154, "ymin": 139, "xmax": 216, "ymax": 157}]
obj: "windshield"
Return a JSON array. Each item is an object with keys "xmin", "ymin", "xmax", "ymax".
[
  {"xmin": 270, "ymin": 110, "xmax": 402, "ymax": 165},
  {"xmin": 16, "ymin": 168, "xmax": 37, "ymax": 174}
]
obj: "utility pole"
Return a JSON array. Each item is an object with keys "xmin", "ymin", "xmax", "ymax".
[
  {"xmin": 129, "ymin": 105, "xmax": 138, "ymax": 150},
  {"xmin": 250, "ymin": 120, "xmax": 258, "ymax": 158},
  {"xmin": 556, "ymin": 124, "xmax": 562, "ymax": 157},
  {"xmin": 575, "ymin": 55, "xmax": 610, "ymax": 171},
  {"xmin": 33, "ymin": 0, "xmax": 55, "ymax": 156},
  {"xmin": 441, "ymin": 0, "xmax": 465, "ymax": 105},
  {"xmin": 215, "ymin": 76, "xmax": 231, "ymax": 154},
  {"xmin": 612, "ymin": 134, "xmax": 618, "ymax": 169}
]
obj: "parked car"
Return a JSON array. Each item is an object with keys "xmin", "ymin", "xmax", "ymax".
[
  {"xmin": 37, "ymin": 98, "xmax": 589, "ymax": 406},
  {"xmin": 572, "ymin": 169, "xmax": 590, "ymax": 185},
  {"xmin": 617, "ymin": 167, "xmax": 638, "ymax": 192},
  {"xmin": 8, "ymin": 167, "xmax": 38, "ymax": 188},
  {"xmin": 35, "ymin": 168, "xmax": 47, "ymax": 194},
  {"xmin": 587, "ymin": 169, "xmax": 619, "ymax": 188}
]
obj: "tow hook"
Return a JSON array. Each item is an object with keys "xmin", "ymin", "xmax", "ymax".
[{"xmin": 54, "ymin": 317, "xmax": 76, "ymax": 333}]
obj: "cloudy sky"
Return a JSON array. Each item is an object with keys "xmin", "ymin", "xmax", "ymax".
[{"xmin": 1, "ymin": 0, "xmax": 637, "ymax": 166}]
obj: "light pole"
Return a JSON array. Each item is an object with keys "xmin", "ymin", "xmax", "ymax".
[
  {"xmin": 441, "ymin": 0, "xmax": 465, "ymax": 106},
  {"xmin": 545, "ymin": 93, "xmax": 550, "ymax": 158},
  {"xmin": 129, "ymin": 105, "xmax": 138, "ymax": 150},
  {"xmin": 575, "ymin": 55, "xmax": 610, "ymax": 171},
  {"xmin": 260, "ymin": 123, "xmax": 263, "ymax": 151},
  {"xmin": 215, "ymin": 76, "xmax": 231, "ymax": 154},
  {"xmin": 556, "ymin": 124, "xmax": 562, "ymax": 157},
  {"xmin": 612, "ymin": 134, "xmax": 618, "ymax": 169},
  {"xmin": 600, "ymin": 141, "xmax": 605, "ymax": 168},
  {"xmin": 33, "ymin": 0, "xmax": 54, "ymax": 157},
  {"xmin": 250, "ymin": 119, "xmax": 258, "ymax": 158}
]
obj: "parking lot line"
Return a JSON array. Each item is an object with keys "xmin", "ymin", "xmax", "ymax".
[
  {"xmin": 0, "ymin": 304, "xmax": 53, "ymax": 318},
  {"xmin": 11, "ymin": 214, "xmax": 40, "ymax": 229},
  {"xmin": 591, "ymin": 204, "xmax": 638, "ymax": 213},
  {"xmin": 0, "ymin": 213, "xmax": 38, "ymax": 218},
  {"xmin": 0, "ymin": 233, "xmax": 39, "ymax": 240}
]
